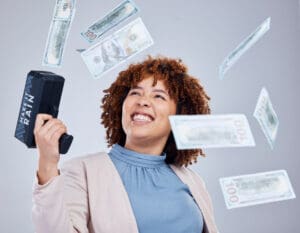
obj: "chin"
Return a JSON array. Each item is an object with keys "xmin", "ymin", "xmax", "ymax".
[{"xmin": 130, "ymin": 133, "xmax": 152, "ymax": 141}]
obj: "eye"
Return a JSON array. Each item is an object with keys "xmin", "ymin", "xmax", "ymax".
[
  {"xmin": 154, "ymin": 94, "xmax": 166, "ymax": 100},
  {"xmin": 129, "ymin": 91, "xmax": 140, "ymax": 96}
]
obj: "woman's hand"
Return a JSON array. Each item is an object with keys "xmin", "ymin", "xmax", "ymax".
[{"xmin": 34, "ymin": 113, "xmax": 67, "ymax": 184}]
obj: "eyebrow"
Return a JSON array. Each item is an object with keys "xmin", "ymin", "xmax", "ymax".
[{"xmin": 131, "ymin": 86, "xmax": 169, "ymax": 95}]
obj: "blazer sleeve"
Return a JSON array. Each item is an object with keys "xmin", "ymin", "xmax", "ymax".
[{"xmin": 32, "ymin": 157, "xmax": 90, "ymax": 233}]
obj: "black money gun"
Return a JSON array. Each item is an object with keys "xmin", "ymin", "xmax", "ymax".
[{"xmin": 14, "ymin": 70, "xmax": 73, "ymax": 154}]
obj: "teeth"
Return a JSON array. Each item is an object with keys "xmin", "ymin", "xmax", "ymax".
[{"xmin": 133, "ymin": 114, "xmax": 152, "ymax": 122}]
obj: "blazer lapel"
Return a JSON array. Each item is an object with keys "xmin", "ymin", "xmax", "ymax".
[
  {"xmin": 89, "ymin": 153, "xmax": 139, "ymax": 233},
  {"xmin": 170, "ymin": 165, "xmax": 217, "ymax": 233},
  {"xmin": 92, "ymin": 153, "xmax": 216, "ymax": 233}
]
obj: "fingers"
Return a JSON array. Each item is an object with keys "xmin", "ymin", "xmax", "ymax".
[
  {"xmin": 34, "ymin": 114, "xmax": 67, "ymax": 142},
  {"xmin": 49, "ymin": 124, "xmax": 67, "ymax": 141},
  {"xmin": 34, "ymin": 114, "xmax": 53, "ymax": 134},
  {"xmin": 39, "ymin": 118, "xmax": 64, "ymax": 134},
  {"xmin": 34, "ymin": 114, "xmax": 66, "ymax": 168}
]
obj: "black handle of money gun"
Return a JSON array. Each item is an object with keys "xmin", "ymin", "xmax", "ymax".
[{"xmin": 58, "ymin": 133, "xmax": 73, "ymax": 154}]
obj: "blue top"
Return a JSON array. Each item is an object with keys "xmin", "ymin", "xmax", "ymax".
[{"xmin": 108, "ymin": 144, "xmax": 204, "ymax": 233}]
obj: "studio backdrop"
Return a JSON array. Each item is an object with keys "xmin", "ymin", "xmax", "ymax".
[{"xmin": 0, "ymin": 0, "xmax": 299, "ymax": 232}]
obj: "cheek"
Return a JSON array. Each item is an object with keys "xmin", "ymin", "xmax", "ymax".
[
  {"xmin": 157, "ymin": 104, "xmax": 176, "ymax": 120},
  {"xmin": 121, "ymin": 105, "xmax": 129, "ymax": 135},
  {"xmin": 122, "ymin": 103, "xmax": 127, "ymax": 121},
  {"xmin": 166, "ymin": 102, "xmax": 177, "ymax": 116},
  {"xmin": 121, "ymin": 98, "xmax": 132, "ymax": 124},
  {"xmin": 170, "ymin": 104, "xmax": 177, "ymax": 115}
]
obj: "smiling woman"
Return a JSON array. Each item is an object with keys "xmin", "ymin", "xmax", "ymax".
[
  {"xmin": 32, "ymin": 56, "xmax": 219, "ymax": 233},
  {"xmin": 121, "ymin": 77, "xmax": 177, "ymax": 155},
  {"xmin": 101, "ymin": 56, "xmax": 211, "ymax": 166}
]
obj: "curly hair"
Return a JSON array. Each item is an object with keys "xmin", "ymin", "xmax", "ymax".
[{"xmin": 101, "ymin": 56, "xmax": 211, "ymax": 167}]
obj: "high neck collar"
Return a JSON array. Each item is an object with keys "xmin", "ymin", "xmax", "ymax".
[{"xmin": 109, "ymin": 144, "xmax": 167, "ymax": 168}]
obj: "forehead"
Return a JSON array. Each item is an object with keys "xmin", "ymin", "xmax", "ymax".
[{"xmin": 132, "ymin": 75, "xmax": 167, "ymax": 90}]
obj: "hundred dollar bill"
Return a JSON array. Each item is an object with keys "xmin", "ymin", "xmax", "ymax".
[
  {"xmin": 219, "ymin": 17, "xmax": 271, "ymax": 80},
  {"xmin": 169, "ymin": 114, "xmax": 255, "ymax": 149},
  {"xmin": 53, "ymin": 0, "xmax": 75, "ymax": 20},
  {"xmin": 81, "ymin": 0, "xmax": 139, "ymax": 43},
  {"xmin": 253, "ymin": 87, "xmax": 279, "ymax": 149},
  {"xmin": 220, "ymin": 170, "xmax": 296, "ymax": 209},
  {"xmin": 43, "ymin": 0, "xmax": 76, "ymax": 67},
  {"xmin": 81, "ymin": 17, "xmax": 153, "ymax": 79}
]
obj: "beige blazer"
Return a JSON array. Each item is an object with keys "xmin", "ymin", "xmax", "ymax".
[{"xmin": 32, "ymin": 152, "xmax": 219, "ymax": 233}]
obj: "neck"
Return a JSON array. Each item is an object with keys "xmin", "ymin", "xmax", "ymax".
[{"xmin": 124, "ymin": 138, "xmax": 167, "ymax": 156}]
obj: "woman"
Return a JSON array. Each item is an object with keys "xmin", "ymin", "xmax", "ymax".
[{"xmin": 32, "ymin": 56, "xmax": 219, "ymax": 233}]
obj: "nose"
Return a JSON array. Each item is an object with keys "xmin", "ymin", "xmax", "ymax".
[{"xmin": 137, "ymin": 95, "xmax": 150, "ymax": 107}]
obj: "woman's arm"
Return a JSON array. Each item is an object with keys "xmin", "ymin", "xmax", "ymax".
[
  {"xmin": 32, "ymin": 114, "xmax": 90, "ymax": 232},
  {"xmin": 32, "ymin": 157, "xmax": 90, "ymax": 233}
]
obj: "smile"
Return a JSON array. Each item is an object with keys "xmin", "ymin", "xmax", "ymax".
[{"xmin": 131, "ymin": 113, "xmax": 154, "ymax": 122}]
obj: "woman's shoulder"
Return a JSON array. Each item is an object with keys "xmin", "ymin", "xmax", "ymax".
[
  {"xmin": 61, "ymin": 151, "xmax": 110, "ymax": 170},
  {"xmin": 186, "ymin": 167, "xmax": 206, "ymax": 186},
  {"xmin": 170, "ymin": 164, "xmax": 206, "ymax": 188}
]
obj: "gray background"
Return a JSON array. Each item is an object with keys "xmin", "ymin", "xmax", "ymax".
[{"xmin": 0, "ymin": 0, "xmax": 299, "ymax": 232}]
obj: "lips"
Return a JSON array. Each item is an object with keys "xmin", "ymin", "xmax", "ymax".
[{"xmin": 131, "ymin": 112, "xmax": 154, "ymax": 122}]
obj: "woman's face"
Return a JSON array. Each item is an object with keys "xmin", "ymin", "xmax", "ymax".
[{"xmin": 122, "ymin": 76, "xmax": 177, "ymax": 145}]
